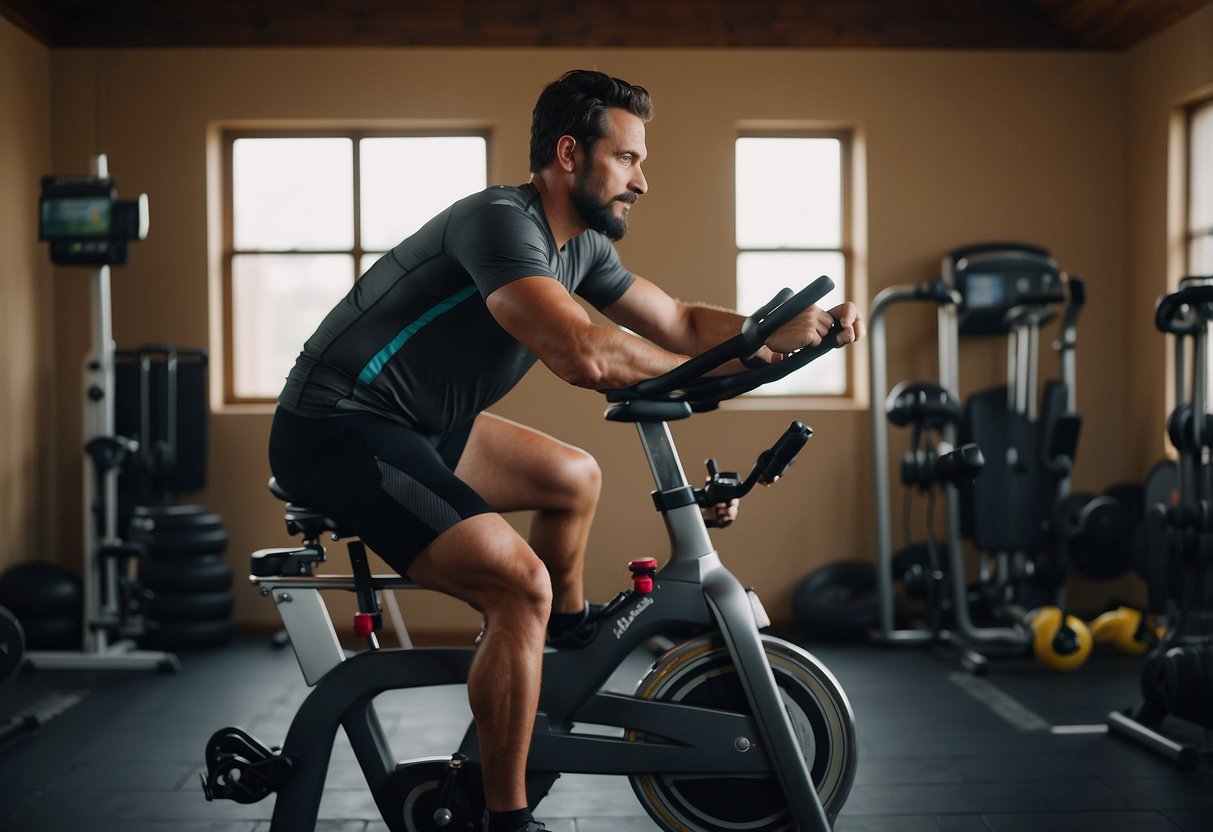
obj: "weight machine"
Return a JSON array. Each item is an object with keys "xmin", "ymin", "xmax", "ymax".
[
  {"xmin": 1108, "ymin": 276, "xmax": 1213, "ymax": 768},
  {"xmin": 28, "ymin": 154, "xmax": 178, "ymax": 672},
  {"xmin": 869, "ymin": 243, "xmax": 1087, "ymax": 672}
]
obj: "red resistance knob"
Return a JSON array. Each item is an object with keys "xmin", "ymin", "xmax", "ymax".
[
  {"xmin": 353, "ymin": 612, "xmax": 375, "ymax": 638},
  {"xmin": 629, "ymin": 558, "xmax": 659, "ymax": 594}
]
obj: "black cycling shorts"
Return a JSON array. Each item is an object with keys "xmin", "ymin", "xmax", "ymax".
[{"xmin": 268, "ymin": 407, "xmax": 492, "ymax": 575}]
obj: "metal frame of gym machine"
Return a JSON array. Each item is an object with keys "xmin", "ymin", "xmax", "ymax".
[
  {"xmin": 26, "ymin": 154, "xmax": 179, "ymax": 672},
  {"xmin": 1107, "ymin": 275, "xmax": 1213, "ymax": 768},
  {"xmin": 868, "ymin": 244, "xmax": 1080, "ymax": 672}
]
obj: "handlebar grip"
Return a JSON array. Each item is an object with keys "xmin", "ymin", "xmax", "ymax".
[
  {"xmin": 757, "ymin": 422, "xmax": 812, "ymax": 482},
  {"xmin": 1067, "ymin": 275, "xmax": 1087, "ymax": 308},
  {"xmin": 933, "ymin": 443, "xmax": 985, "ymax": 483},
  {"xmin": 604, "ymin": 332, "xmax": 750, "ymax": 402},
  {"xmin": 916, "ymin": 279, "xmax": 959, "ymax": 304},
  {"xmin": 741, "ymin": 287, "xmax": 794, "ymax": 349},
  {"xmin": 1060, "ymin": 275, "xmax": 1085, "ymax": 331},
  {"xmin": 682, "ymin": 327, "xmax": 844, "ymax": 407},
  {"xmin": 603, "ymin": 276, "xmax": 838, "ymax": 403},
  {"xmin": 751, "ymin": 276, "xmax": 836, "ymax": 344}
]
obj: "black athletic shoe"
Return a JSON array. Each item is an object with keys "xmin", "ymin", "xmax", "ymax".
[
  {"xmin": 483, "ymin": 810, "xmax": 546, "ymax": 832},
  {"xmin": 547, "ymin": 602, "xmax": 608, "ymax": 649}
]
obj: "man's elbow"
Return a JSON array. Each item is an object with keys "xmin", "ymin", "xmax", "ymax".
[{"xmin": 551, "ymin": 354, "xmax": 609, "ymax": 389}]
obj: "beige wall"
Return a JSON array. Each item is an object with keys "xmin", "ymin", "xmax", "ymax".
[
  {"xmin": 28, "ymin": 14, "xmax": 1206, "ymax": 634},
  {"xmin": 0, "ymin": 17, "xmax": 54, "ymax": 576}
]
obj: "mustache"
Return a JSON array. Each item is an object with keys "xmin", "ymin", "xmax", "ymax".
[{"xmin": 613, "ymin": 193, "xmax": 639, "ymax": 205}]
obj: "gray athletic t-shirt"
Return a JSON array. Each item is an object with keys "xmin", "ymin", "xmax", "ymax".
[{"xmin": 278, "ymin": 183, "xmax": 635, "ymax": 433}]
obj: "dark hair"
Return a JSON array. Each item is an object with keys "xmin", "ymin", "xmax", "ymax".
[{"xmin": 529, "ymin": 70, "xmax": 654, "ymax": 174}]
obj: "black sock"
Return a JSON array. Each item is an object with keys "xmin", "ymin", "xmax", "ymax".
[
  {"xmin": 548, "ymin": 602, "xmax": 588, "ymax": 636},
  {"xmin": 487, "ymin": 807, "xmax": 532, "ymax": 832}
]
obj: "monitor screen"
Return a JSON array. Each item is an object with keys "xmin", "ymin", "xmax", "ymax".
[
  {"xmin": 964, "ymin": 273, "xmax": 1005, "ymax": 309},
  {"xmin": 41, "ymin": 195, "xmax": 111, "ymax": 239}
]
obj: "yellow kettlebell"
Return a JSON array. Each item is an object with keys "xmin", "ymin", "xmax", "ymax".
[
  {"xmin": 1027, "ymin": 605, "xmax": 1093, "ymax": 671},
  {"xmin": 1090, "ymin": 606, "xmax": 1157, "ymax": 656}
]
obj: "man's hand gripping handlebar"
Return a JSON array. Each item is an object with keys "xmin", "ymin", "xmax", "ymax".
[
  {"xmin": 604, "ymin": 275, "xmax": 843, "ymax": 409},
  {"xmin": 603, "ymin": 276, "xmax": 846, "ymax": 527}
]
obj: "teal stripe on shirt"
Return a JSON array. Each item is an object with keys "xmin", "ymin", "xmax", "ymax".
[{"xmin": 357, "ymin": 285, "xmax": 478, "ymax": 385}]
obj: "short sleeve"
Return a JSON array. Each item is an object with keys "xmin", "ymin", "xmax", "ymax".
[{"xmin": 447, "ymin": 201, "xmax": 559, "ymax": 297}]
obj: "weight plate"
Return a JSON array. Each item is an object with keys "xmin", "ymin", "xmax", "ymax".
[
  {"xmin": 144, "ymin": 591, "xmax": 234, "ymax": 622},
  {"xmin": 1136, "ymin": 460, "xmax": 1179, "ymax": 578},
  {"xmin": 138, "ymin": 557, "xmax": 233, "ymax": 593},
  {"xmin": 0, "ymin": 606, "xmax": 25, "ymax": 683},
  {"xmin": 142, "ymin": 618, "xmax": 234, "ymax": 650},
  {"xmin": 792, "ymin": 560, "xmax": 878, "ymax": 641}
]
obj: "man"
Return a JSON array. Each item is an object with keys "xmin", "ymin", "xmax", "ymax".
[{"xmin": 269, "ymin": 69, "xmax": 864, "ymax": 832}]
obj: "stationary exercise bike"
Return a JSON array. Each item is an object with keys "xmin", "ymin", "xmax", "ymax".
[{"xmin": 201, "ymin": 277, "xmax": 858, "ymax": 832}]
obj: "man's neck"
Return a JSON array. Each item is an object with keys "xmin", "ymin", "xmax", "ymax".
[{"xmin": 529, "ymin": 174, "xmax": 586, "ymax": 250}]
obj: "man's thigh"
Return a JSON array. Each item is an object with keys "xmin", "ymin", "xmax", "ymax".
[
  {"xmin": 271, "ymin": 410, "xmax": 493, "ymax": 575},
  {"xmin": 455, "ymin": 412, "xmax": 596, "ymax": 514}
]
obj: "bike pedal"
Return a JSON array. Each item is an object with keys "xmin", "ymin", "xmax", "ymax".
[{"xmin": 201, "ymin": 726, "xmax": 292, "ymax": 804}]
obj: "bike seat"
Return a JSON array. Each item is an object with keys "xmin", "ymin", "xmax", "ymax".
[
  {"xmin": 267, "ymin": 477, "xmax": 355, "ymax": 540},
  {"xmin": 250, "ymin": 542, "xmax": 327, "ymax": 577}
]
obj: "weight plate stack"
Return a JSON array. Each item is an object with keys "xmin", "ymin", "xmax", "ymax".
[
  {"xmin": 132, "ymin": 504, "xmax": 235, "ymax": 650},
  {"xmin": 0, "ymin": 561, "xmax": 83, "ymax": 651}
]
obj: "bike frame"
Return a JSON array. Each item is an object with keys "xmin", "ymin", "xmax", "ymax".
[{"xmin": 258, "ymin": 417, "xmax": 833, "ymax": 832}]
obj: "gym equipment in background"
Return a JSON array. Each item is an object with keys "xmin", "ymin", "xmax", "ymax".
[
  {"xmin": 201, "ymin": 279, "xmax": 858, "ymax": 832},
  {"xmin": 867, "ymin": 243, "xmax": 1090, "ymax": 673},
  {"xmin": 0, "ymin": 562, "xmax": 83, "ymax": 651},
  {"xmin": 110, "ymin": 345, "xmax": 234, "ymax": 650},
  {"xmin": 114, "ymin": 344, "xmax": 210, "ymax": 522},
  {"xmin": 792, "ymin": 439, "xmax": 984, "ymax": 644},
  {"xmin": 1108, "ymin": 276, "xmax": 1213, "ymax": 768},
  {"xmin": 29, "ymin": 155, "xmax": 178, "ymax": 673},
  {"xmin": 0, "ymin": 605, "xmax": 25, "ymax": 685},
  {"xmin": 131, "ymin": 505, "xmax": 235, "ymax": 650}
]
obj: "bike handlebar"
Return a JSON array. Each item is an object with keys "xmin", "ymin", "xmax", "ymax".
[{"xmin": 603, "ymin": 275, "xmax": 839, "ymax": 407}]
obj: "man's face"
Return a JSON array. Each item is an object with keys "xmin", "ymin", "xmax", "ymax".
[{"xmin": 570, "ymin": 108, "xmax": 648, "ymax": 241}]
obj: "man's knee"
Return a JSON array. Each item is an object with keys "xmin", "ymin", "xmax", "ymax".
[
  {"xmin": 483, "ymin": 541, "xmax": 554, "ymax": 621},
  {"xmin": 513, "ymin": 548, "xmax": 555, "ymax": 614},
  {"xmin": 551, "ymin": 446, "xmax": 602, "ymax": 510},
  {"xmin": 409, "ymin": 516, "xmax": 551, "ymax": 614}
]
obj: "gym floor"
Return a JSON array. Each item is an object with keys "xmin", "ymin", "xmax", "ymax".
[{"xmin": 0, "ymin": 631, "xmax": 1209, "ymax": 832}]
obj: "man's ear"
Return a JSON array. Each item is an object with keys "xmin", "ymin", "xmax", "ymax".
[{"xmin": 556, "ymin": 135, "xmax": 578, "ymax": 172}]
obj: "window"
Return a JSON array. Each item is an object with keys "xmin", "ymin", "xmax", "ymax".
[
  {"xmin": 1187, "ymin": 99, "xmax": 1213, "ymax": 405},
  {"xmin": 735, "ymin": 134, "xmax": 851, "ymax": 396},
  {"xmin": 222, "ymin": 130, "xmax": 489, "ymax": 403},
  {"xmin": 1190, "ymin": 99, "xmax": 1213, "ymax": 275}
]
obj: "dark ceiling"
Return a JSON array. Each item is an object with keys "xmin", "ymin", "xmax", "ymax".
[{"xmin": 1, "ymin": 0, "xmax": 1209, "ymax": 50}]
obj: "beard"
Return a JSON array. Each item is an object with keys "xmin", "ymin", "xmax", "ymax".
[{"xmin": 570, "ymin": 170, "xmax": 636, "ymax": 241}]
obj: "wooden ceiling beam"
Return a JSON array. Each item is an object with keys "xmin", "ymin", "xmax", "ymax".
[
  {"xmin": 10, "ymin": 0, "xmax": 1071, "ymax": 49},
  {"xmin": 0, "ymin": 0, "xmax": 62, "ymax": 42},
  {"xmin": 4, "ymin": 0, "xmax": 1209, "ymax": 50},
  {"xmin": 1022, "ymin": 0, "xmax": 1212, "ymax": 49}
]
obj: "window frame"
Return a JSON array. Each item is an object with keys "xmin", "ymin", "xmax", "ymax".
[
  {"xmin": 733, "ymin": 128, "xmax": 856, "ymax": 402},
  {"xmin": 219, "ymin": 126, "xmax": 491, "ymax": 405},
  {"xmin": 1187, "ymin": 97, "xmax": 1213, "ymax": 276}
]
